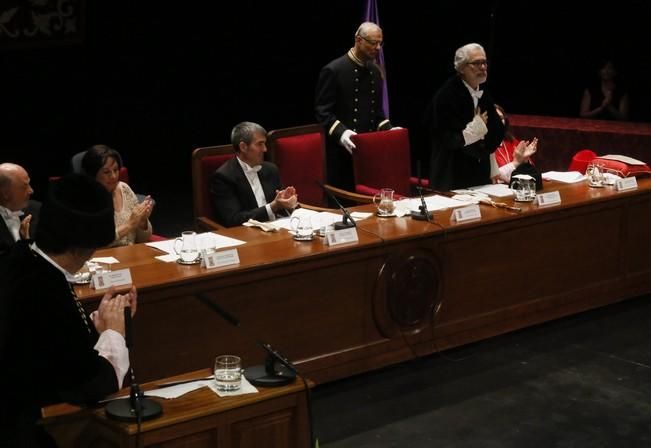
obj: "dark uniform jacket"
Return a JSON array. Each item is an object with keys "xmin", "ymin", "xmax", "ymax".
[
  {"xmin": 315, "ymin": 50, "xmax": 392, "ymax": 190},
  {"xmin": 0, "ymin": 241, "xmax": 118, "ymax": 447},
  {"xmin": 427, "ymin": 75, "xmax": 505, "ymax": 190},
  {"xmin": 210, "ymin": 157, "xmax": 288, "ymax": 228}
]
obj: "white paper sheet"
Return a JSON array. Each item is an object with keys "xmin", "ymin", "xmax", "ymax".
[
  {"xmin": 599, "ymin": 154, "xmax": 647, "ymax": 165},
  {"xmin": 542, "ymin": 171, "xmax": 585, "ymax": 183},
  {"xmin": 396, "ymin": 195, "xmax": 476, "ymax": 213},
  {"xmin": 146, "ymin": 232, "xmax": 246, "ymax": 255},
  {"xmin": 465, "ymin": 183, "xmax": 515, "ymax": 198}
]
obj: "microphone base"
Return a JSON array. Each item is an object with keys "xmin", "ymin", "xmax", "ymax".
[
  {"xmin": 244, "ymin": 364, "xmax": 296, "ymax": 387},
  {"xmin": 411, "ymin": 211, "xmax": 434, "ymax": 221},
  {"xmin": 105, "ymin": 397, "xmax": 163, "ymax": 422},
  {"xmin": 334, "ymin": 221, "xmax": 355, "ymax": 230}
]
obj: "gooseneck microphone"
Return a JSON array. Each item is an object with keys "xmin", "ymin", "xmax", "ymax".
[
  {"xmin": 411, "ymin": 161, "xmax": 434, "ymax": 222},
  {"xmin": 316, "ymin": 181, "xmax": 356, "ymax": 230},
  {"xmin": 106, "ymin": 306, "xmax": 163, "ymax": 423},
  {"xmin": 195, "ymin": 293, "xmax": 297, "ymax": 387}
]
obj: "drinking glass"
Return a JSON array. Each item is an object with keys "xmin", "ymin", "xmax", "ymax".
[
  {"xmin": 214, "ymin": 355, "xmax": 242, "ymax": 391},
  {"xmin": 174, "ymin": 231, "xmax": 200, "ymax": 262},
  {"xmin": 373, "ymin": 188, "xmax": 396, "ymax": 216}
]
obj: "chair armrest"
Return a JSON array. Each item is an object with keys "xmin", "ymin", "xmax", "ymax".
[
  {"xmin": 324, "ymin": 184, "xmax": 374, "ymax": 204},
  {"xmin": 298, "ymin": 202, "xmax": 337, "ymax": 213},
  {"xmin": 195, "ymin": 216, "xmax": 224, "ymax": 232}
]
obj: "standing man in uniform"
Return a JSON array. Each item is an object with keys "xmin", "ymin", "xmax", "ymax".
[{"xmin": 315, "ymin": 22, "xmax": 394, "ymax": 191}]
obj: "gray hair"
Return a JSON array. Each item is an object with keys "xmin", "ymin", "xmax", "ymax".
[
  {"xmin": 230, "ymin": 121, "xmax": 267, "ymax": 152},
  {"xmin": 454, "ymin": 43, "xmax": 485, "ymax": 72},
  {"xmin": 0, "ymin": 163, "xmax": 19, "ymax": 192},
  {"xmin": 355, "ymin": 21, "xmax": 381, "ymax": 38}
]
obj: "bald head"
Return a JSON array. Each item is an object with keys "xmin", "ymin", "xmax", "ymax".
[{"xmin": 0, "ymin": 163, "xmax": 33, "ymax": 211}]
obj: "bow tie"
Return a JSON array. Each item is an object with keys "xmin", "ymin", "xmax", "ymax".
[
  {"xmin": 242, "ymin": 164, "xmax": 262, "ymax": 174},
  {"xmin": 470, "ymin": 89, "xmax": 483, "ymax": 100},
  {"xmin": 0, "ymin": 208, "xmax": 23, "ymax": 220}
]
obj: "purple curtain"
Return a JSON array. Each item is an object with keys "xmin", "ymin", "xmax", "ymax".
[{"xmin": 364, "ymin": 0, "xmax": 390, "ymax": 117}]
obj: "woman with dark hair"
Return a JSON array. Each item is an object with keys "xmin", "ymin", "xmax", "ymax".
[
  {"xmin": 81, "ymin": 145, "xmax": 153, "ymax": 246},
  {"xmin": 492, "ymin": 105, "xmax": 538, "ymax": 183},
  {"xmin": 579, "ymin": 59, "xmax": 629, "ymax": 121}
]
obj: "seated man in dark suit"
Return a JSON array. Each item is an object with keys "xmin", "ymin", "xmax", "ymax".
[
  {"xmin": 0, "ymin": 163, "xmax": 40, "ymax": 255},
  {"xmin": 210, "ymin": 122, "xmax": 298, "ymax": 227}
]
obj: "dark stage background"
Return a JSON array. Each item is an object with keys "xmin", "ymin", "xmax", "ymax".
[{"xmin": 2, "ymin": 1, "xmax": 649, "ymax": 209}]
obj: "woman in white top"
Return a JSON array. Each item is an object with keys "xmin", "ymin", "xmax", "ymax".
[{"xmin": 81, "ymin": 145, "xmax": 154, "ymax": 247}]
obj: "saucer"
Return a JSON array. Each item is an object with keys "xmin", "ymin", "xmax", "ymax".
[
  {"xmin": 176, "ymin": 257, "xmax": 201, "ymax": 265},
  {"xmin": 72, "ymin": 271, "xmax": 91, "ymax": 285},
  {"xmin": 293, "ymin": 233, "xmax": 315, "ymax": 241}
]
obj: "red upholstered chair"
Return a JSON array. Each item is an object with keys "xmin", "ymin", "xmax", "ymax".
[
  {"xmin": 350, "ymin": 128, "xmax": 428, "ymax": 198},
  {"xmin": 266, "ymin": 124, "xmax": 372, "ymax": 207},
  {"xmin": 191, "ymin": 144, "xmax": 234, "ymax": 231},
  {"xmin": 568, "ymin": 149, "xmax": 597, "ymax": 174},
  {"xmin": 266, "ymin": 124, "xmax": 329, "ymax": 208}
]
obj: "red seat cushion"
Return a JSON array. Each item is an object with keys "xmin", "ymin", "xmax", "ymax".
[
  {"xmin": 592, "ymin": 156, "xmax": 651, "ymax": 178},
  {"xmin": 273, "ymin": 132, "xmax": 327, "ymax": 207}
]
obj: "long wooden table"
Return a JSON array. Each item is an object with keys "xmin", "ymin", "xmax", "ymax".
[
  {"xmin": 75, "ymin": 178, "xmax": 651, "ymax": 384},
  {"xmin": 43, "ymin": 369, "xmax": 312, "ymax": 447}
]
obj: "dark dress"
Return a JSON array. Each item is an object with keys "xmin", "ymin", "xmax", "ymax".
[
  {"xmin": 0, "ymin": 241, "xmax": 118, "ymax": 447},
  {"xmin": 210, "ymin": 158, "xmax": 288, "ymax": 228},
  {"xmin": 315, "ymin": 51, "xmax": 392, "ymax": 190},
  {"xmin": 585, "ymin": 81, "xmax": 627, "ymax": 121},
  {"xmin": 426, "ymin": 75, "xmax": 504, "ymax": 190}
]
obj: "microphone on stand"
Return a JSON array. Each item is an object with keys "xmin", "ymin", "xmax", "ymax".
[
  {"xmin": 411, "ymin": 161, "xmax": 434, "ymax": 222},
  {"xmin": 316, "ymin": 181, "xmax": 356, "ymax": 230},
  {"xmin": 195, "ymin": 293, "xmax": 296, "ymax": 387},
  {"xmin": 106, "ymin": 306, "xmax": 163, "ymax": 422}
]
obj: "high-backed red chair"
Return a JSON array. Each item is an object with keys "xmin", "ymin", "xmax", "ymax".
[
  {"xmin": 350, "ymin": 128, "xmax": 428, "ymax": 198},
  {"xmin": 568, "ymin": 149, "xmax": 597, "ymax": 174},
  {"xmin": 191, "ymin": 144, "xmax": 234, "ymax": 231},
  {"xmin": 267, "ymin": 124, "xmax": 375, "ymax": 206}
]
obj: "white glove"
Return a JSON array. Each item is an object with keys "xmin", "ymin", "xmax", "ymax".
[
  {"xmin": 462, "ymin": 113, "xmax": 488, "ymax": 146},
  {"xmin": 339, "ymin": 129, "xmax": 357, "ymax": 154}
]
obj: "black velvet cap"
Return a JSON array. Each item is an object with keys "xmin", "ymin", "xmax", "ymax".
[{"xmin": 35, "ymin": 174, "xmax": 115, "ymax": 252}]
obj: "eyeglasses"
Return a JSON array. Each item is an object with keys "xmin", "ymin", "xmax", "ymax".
[
  {"xmin": 360, "ymin": 35, "xmax": 384, "ymax": 48},
  {"xmin": 467, "ymin": 59, "xmax": 488, "ymax": 67}
]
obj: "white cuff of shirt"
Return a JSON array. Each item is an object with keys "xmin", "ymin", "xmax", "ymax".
[
  {"xmin": 499, "ymin": 162, "xmax": 517, "ymax": 183},
  {"xmin": 94, "ymin": 329, "xmax": 130, "ymax": 389},
  {"xmin": 489, "ymin": 153, "xmax": 500, "ymax": 178},
  {"xmin": 265, "ymin": 204, "xmax": 276, "ymax": 221}
]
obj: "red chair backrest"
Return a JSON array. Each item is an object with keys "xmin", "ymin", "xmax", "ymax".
[
  {"xmin": 568, "ymin": 149, "xmax": 597, "ymax": 174},
  {"xmin": 267, "ymin": 124, "xmax": 328, "ymax": 208},
  {"xmin": 351, "ymin": 128, "xmax": 412, "ymax": 197},
  {"xmin": 191, "ymin": 145, "xmax": 235, "ymax": 220}
]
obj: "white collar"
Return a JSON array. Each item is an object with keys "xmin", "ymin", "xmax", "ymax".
[
  {"xmin": 236, "ymin": 157, "xmax": 262, "ymax": 174},
  {"xmin": 0, "ymin": 205, "xmax": 23, "ymax": 220},
  {"xmin": 30, "ymin": 242, "xmax": 78, "ymax": 283}
]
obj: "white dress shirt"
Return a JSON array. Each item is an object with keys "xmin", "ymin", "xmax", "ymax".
[
  {"xmin": 236, "ymin": 157, "xmax": 275, "ymax": 221},
  {"xmin": 0, "ymin": 205, "xmax": 23, "ymax": 241}
]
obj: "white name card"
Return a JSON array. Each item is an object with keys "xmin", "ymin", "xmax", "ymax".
[
  {"xmin": 326, "ymin": 227, "xmax": 359, "ymax": 246},
  {"xmin": 202, "ymin": 248, "xmax": 240, "ymax": 269},
  {"xmin": 451, "ymin": 204, "xmax": 481, "ymax": 222},
  {"xmin": 616, "ymin": 176, "xmax": 638, "ymax": 191},
  {"xmin": 537, "ymin": 191, "xmax": 561, "ymax": 207},
  {"xmin": 92, "ymin": 268, "xmax": 132, "ymax": 290}
]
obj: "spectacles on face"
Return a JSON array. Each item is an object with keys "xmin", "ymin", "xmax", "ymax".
[
  {"xmin": 467, "ymin": 59, "xmax": 488, "ymax": 68},
  {"xmin": 360, "ymin": 35, "xmax": 384, "ymax": 48}
]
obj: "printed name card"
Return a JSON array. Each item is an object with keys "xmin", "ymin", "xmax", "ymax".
[
  {"xmin": 616, "ymin": 177, "xmax": 638, "ymax": 192},
  {"xmin": 537, "ymin": 191, "xmax": 561, "ymax": 207},
  {"xmin": 326, "ymin": 228, "xmax": 359, "ymax": 246},
  {"xmin": 202, "ymin": 248, "xmax": 240, "ymax": 270},
  {"xmin": 92, "ymin": 268, "xmax": 132, "ymax": 290},
  {"xmin": 451, "ymin": 204, "xmax": 481, "ymax": 223}
]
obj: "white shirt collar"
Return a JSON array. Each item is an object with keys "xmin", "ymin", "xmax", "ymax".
[
  {"xmin": 462, "ymin": 79, "xmax": 483, "ymax": 108},
  {"xmin": 30, "ymin": 242, "xmax": 78, "ymax": 283},
  {"xmin": 236, "ymin": 156, "xmax": 262, "ymax": 174},
  {"xmin": 0, "ymin": 205, "xmax": 23, "ymax": 219}
]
